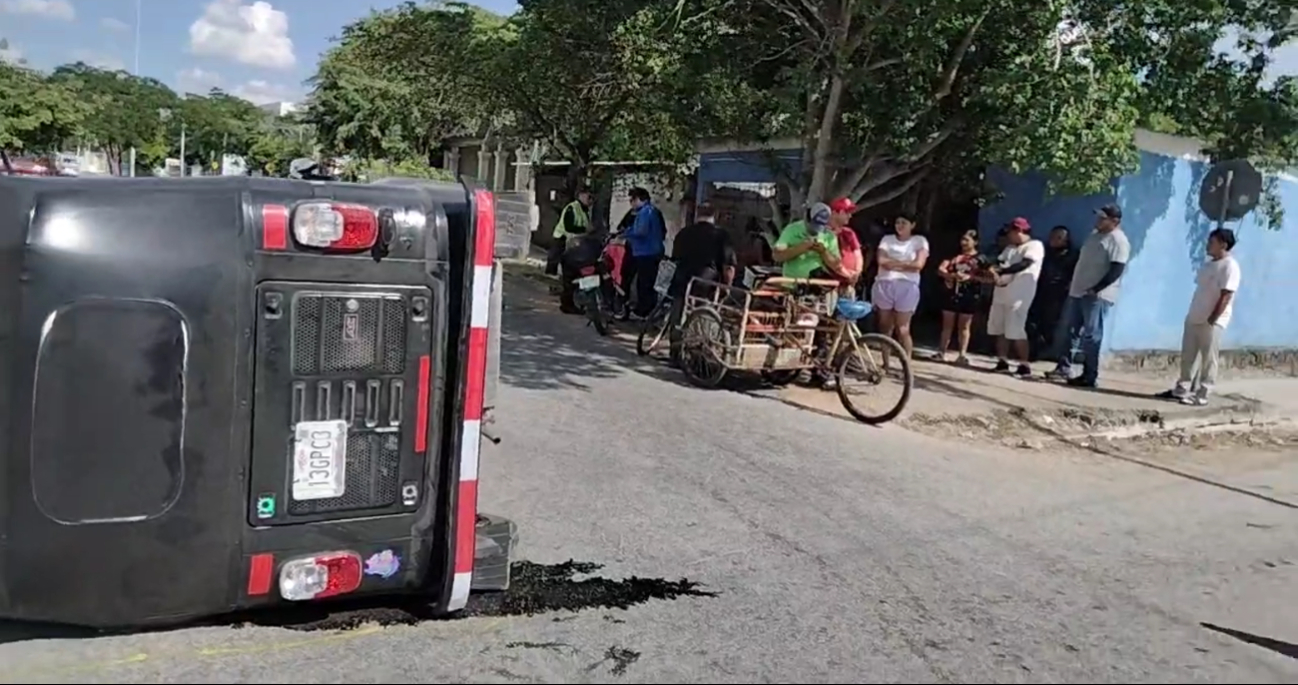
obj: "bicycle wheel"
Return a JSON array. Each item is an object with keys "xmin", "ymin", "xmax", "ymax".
[
  {"xmin": 679, "ymin": 308, "xmax": 729, "ymax": 388},
  {"xmin": 636, "ymin": 299, "xmax": 672, "ymax": 357},
  {"xmin": 836, "ymin": 332, "xmax": 912, "ymax": 424}
]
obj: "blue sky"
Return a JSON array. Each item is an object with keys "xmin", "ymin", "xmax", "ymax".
[
  {"xmin": 0, "ymin": 0, "xmax": 519, "ymax": 104},
  {"xmin": 1, "ymin": 0, "xmax": 1294, "ymax": 107}
]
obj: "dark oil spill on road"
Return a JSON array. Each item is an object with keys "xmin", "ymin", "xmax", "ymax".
[{"xmin": 234, "ymin": 559, "xmax": 716, "ymax": 632}]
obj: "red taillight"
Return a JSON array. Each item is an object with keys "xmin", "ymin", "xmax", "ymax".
[
  {"xmin": 278, "ymin": 551, "xmax": 362, "ymax": 601},
  {"xmin": 291, "ymin": 202, "xmax": 378, "ymax": 250},
  {"xmin": 579, "ymin": 266, "xmax": 597, "ymax": 276}
]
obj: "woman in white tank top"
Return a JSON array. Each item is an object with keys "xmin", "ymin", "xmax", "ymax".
[{"xmin": 870, "ymin": 214, "xmax": 929, "ymax": 359}]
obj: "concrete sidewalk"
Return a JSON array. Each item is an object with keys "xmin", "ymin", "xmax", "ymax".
[
  {"xmin": 764, "ymin": 352, "xmax": 1293, "ymax": 441},
  {"xmin": 498, "ymin": 262, "xmax": 1295, "ymax": 441}
]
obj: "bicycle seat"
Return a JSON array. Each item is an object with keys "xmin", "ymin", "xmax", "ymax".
[{"xmin": 835, "ymin": 299, "xmax": 873, "ymax": 321}]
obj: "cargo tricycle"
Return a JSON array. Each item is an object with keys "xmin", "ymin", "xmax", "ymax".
[{"xmin": 675, "ymin": 273, "xmax": 913, "ymax": 424}]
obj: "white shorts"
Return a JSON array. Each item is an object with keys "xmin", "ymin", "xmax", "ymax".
[{"xmin": 987, "ymin": 299, "xmax": 1030, "ymax": 340}]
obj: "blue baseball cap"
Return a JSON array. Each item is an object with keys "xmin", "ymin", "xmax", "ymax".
[{"xmin": 808, "ymin": 202, "xmax": 832, "ymax": 227}]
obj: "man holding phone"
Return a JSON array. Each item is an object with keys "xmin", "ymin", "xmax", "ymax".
[{"xmin": 772, "ymin": 203, "xmax": 842, "ymax": 279}]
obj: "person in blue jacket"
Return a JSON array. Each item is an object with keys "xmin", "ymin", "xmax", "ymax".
[{"xmin": 621, "ymin": 186, "xmax": 667, "ymax": 317}]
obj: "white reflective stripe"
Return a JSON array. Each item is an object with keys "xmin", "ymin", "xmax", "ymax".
[
  {"xmin": 470, "ymin": 265, "xmax": 492, "ymax": 329},
  {"xmin": 448, "ymin": 571, "xmax": 473, "ymax": 611},
  {"xmin": 460, "ymin": 420, "xmax": 481, "ymax": 481}
]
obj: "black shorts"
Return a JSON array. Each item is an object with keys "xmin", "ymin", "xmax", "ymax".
[{"xmin": 941, "ymin": 284, "xmax": 982, "ymax": 315}]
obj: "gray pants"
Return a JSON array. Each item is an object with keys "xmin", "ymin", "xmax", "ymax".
[{"xmin": 1174, "ymin": 322, "xmax": 1222, "ymax": 399}]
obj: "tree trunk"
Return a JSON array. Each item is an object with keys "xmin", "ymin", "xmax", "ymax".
[
  {"xmin": 805, "ymin": 72, "xmax": 846, "ymax": 206},
  {"xmin": 106, "ymin": 145, "xmax": 122, "ymax": 176},
  {"xmin": 563, "ymin": 161, "xmax": 586, "ymax": 199}
]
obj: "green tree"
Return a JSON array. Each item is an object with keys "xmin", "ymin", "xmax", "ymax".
[
  {"xmin": 246, "ymin": 115, "xmax": 316, "ymax": 176},
  {"xmin": 170, "ymin": 89, "xmax": 266, "ymax": 170},
  {"xmin": 0, "ymin": 62, "xmax": 86, "ymax": 154},
  {"xmin": 48, "ymin": 62, "xmax": 179, "ymax": 175},
  {"xmin": 481, "ymin": 0, "xmax": 699, "ymax": 189},
  {"xmin": 674, "ymin": 0, "xmax": 1298, "ymax": 216},
  {"xmin": 307, "ymin": 1, "xmax": 498, "ymax": 166}
]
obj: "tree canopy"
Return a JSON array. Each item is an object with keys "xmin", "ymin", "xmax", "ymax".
[
  {"xmin": 0, "ymin": 61, "xmax": 85, "ymax": 156},
  {"xmin": 669, "ymin": 0, "xmax": 1298, "ymax": 213},
  {"xmin": 1, "ymin": 61, "xmax": 315, "ymax": 176},
  {"xmin": 303, "ymin": 0, "xmax": 1297, "ymax": 214},
  {"xmin": 307, "ymin": 1, "xmax": 498, "ymax": 165}
]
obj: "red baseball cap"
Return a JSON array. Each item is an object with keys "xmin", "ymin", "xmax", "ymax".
[
  {"xmin": 828, "ymin": 197, "xmax": 857, "ymax": 213},
  {"xmin": 1008, "ymin": 217, "xmax": 1031, "ymax": 233}
]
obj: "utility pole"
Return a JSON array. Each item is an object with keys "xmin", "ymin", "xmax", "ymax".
[{"xmin": 127, "ymin": 0, "xmax": 141, "ymax": 177}]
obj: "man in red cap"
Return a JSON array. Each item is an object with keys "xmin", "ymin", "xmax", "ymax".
[
  {"xmin": 987, "ymin": 217, "xmax": 1044, "ymax": 377},
  {"xmin": 827, "ymin": 197, "xmax": 864, "ymax": 287}
]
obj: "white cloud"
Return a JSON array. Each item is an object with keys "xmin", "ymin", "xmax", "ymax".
[
  {"xmin": 72, "ymin": 49, "xmax": 125, "ymax": 71},
  {"xmin": 188, "ymin": 0, "xmax": 295, "ymax": 70},
  {"xmin": 0, "ymin": 0, "xmax": 74, "ymax": 21},
  {"xmin": 176, "ymin": 67, "xmax": 298, "ymax": 105},
  {"xmin": 231, "ymin": 79, "xmax": 297, "ymax": 105},
  {"xmin": 101, "ymin": 17, "xmax": 131, "ymax": 33}
]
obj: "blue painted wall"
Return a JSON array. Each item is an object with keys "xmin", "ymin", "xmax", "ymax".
[
  {"xmin": 980, "ymin": 146, "xmax": 1298, "ymax": 351},
  {"xmin": 977, "ymin": 166, "xmax": 1116, "ymax": 251}
]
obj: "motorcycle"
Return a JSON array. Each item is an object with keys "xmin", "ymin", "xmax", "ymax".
[{"xmin": 564, "ymin": 232, "xmax": 628, "ymax": 336}]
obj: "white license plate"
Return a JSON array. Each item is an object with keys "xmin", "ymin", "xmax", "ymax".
[
  {"xmin": 292, "ymin": 419, "xmax": 348, "ymax": 501},
  {"xmin": 576, "ymin": 275, "xmax": 601, "ymax": 289}
]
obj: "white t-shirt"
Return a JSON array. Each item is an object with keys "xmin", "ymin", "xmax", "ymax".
[
  {"xmin": 1186, "ymin": 255, "xmax": 1242, "ymax": 328},
  {"xmin": 876, "ymin": 234, "xmax": 929, "ymax": 283},
  {"xmin": 992, "ymin": 239, "xmax": 1045, "ymax": 304}
]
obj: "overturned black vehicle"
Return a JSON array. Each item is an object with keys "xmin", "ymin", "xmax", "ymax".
[{"xmin": 0, "ymin": 175, "xmax": 515, "ymax": 628}]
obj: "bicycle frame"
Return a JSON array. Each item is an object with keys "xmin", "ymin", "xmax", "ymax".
[{"xmin": 680, "ymin": 276, "xmax": 843, "ymax": 373}]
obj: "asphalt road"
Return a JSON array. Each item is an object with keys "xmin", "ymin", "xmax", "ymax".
[{"xmin": 2, "ymin": 290, "xmax": 1297, "ymax": 684}]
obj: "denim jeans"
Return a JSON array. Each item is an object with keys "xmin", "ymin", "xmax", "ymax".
[{"xmin": 1052, "ymin": 295, "xmax": 1112, "ymax": 384}]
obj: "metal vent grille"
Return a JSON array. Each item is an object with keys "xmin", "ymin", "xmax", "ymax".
[
  {"xmin": 292, "ymin": 295, "xmax": 407, "ymax": 375},
  {"xmin": 288, "ymin": 431, "xmax": 401, "ymax": 514}
]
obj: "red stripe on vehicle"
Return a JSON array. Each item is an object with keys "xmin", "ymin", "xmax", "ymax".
[
  {"xmin": 472, "ymin": 189, "xmax": 495, "ymax": 266},
  {"xmin": 453, "ymin": 479, "xmax": 479, "ymax": 574},
  {"xmin": 452, "ymin": 189, "xmax": 496, "ymax": 599},
  {"xmin": 462, "ymin": 328, "xmax": 488, "ymax": 422},
  {"xmin": 247, "ymin": 553, "xmax": 274, "ymax": 596},
  {"xmin": 261, "ymin": 205, "xmax": 288, "ymax": 250},
  {"xmin": 414, "ymin": 355, "xmax": 430, "ymax": 453}
]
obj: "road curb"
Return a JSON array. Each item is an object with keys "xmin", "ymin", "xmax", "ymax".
[{"xmin": 1070, "ymin": 410, "xmax": 1294, "ymax": 442}]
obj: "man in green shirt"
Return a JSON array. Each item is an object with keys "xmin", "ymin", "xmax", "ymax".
[{"xmin": 773, "ymin": 202, "xmax": 841, "ymax": 279}]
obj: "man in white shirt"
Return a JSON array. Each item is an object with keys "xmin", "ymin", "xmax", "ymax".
[
  {"xmin": 1157, "ymin": 228, "xmax": 1241, "ymax": 406},
  {"xmin": 987, "ymin": 217, "xmax": 1045, "ymax": 377}
]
